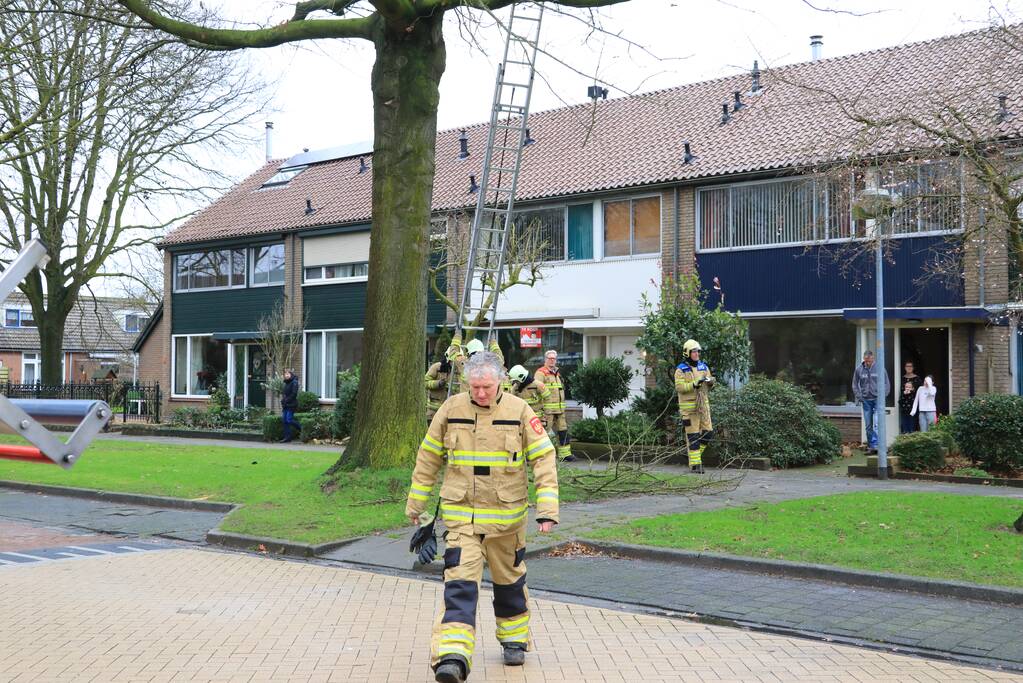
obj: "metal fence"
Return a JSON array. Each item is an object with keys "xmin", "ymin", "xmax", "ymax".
[{"xmin": 0, "ymin": 381, "xmax": 161, "ymax": 424}]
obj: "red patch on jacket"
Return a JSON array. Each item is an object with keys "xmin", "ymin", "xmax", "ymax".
[{"xmin": 529, "ymin": 417, "xmax": 544, "ymax": 435}]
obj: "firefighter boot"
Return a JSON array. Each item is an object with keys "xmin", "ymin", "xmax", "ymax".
[
  {"xmin": 435, "ymin": 659, "xmax": 466, "ymax": 683},
  {"xmin": 502, "ymin": 643, "xmax": 526, "ymax": 666}
]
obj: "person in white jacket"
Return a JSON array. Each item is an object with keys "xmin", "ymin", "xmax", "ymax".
[{"xmin": 910, "ymin": 376, "xmax": 938, "ymax": 431}]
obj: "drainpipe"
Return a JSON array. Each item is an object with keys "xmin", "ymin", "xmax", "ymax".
[
  {"xmin": 978, "ymin": 205, "xmax": 986, "ymax": 308},
  {"xmin": 673, "ymin": 186, "xmax": 680, "ymax": 280},
  {"xmin": 968, "ymin": 324, "xmax": 976, "ymax": 396}
]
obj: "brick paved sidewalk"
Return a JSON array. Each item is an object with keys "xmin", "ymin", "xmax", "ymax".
[{"xmin": 1, "ymin": 548, "xmax": 1019, "ymax": 682}]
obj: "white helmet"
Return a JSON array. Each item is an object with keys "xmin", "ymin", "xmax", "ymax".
[
  {"xmin": 509, "ymin": 365, "xmax": 529, "ymax": 384},
  {"xmin": 465, "ymin": 338, "xmax": 485, "ymax": 356}
]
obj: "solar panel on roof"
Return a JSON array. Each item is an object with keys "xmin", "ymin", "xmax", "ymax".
[{"xmin": 283, "ymin": 140, "xmax": 374, "ymax": 168}]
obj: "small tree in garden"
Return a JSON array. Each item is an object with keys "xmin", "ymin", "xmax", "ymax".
[
  {"xmin": 256, "ymin": 299, "xmax": 308, "ymax": 403},
  {"xmin": 569, "ymin": 356, "xmax": 633, "ymax": 418}
]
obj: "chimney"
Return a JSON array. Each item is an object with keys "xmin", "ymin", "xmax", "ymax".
[
  {"xmin": 720, "ymin": 102, "xmax": 731, "ymax": 125},
  {"xmin": 305, "ymin": 198, "xmax": 315, "ymax": 215},
  {"xmin": 997, "ymin": 94, "xmax": 1012, "ymax": 123},
  {"xmin": 468, "ymin": 174, "xmax": 479, "ymax": 194},
  {"xmin": 682, "ymin": 140, "xmax": 695, "ymax": 165},
  {"xmin": 358, "ymin": 156, "xmax": 369, "ymax": 174},
  {"xmin": 732, "ymin": 90, "xmax": 744, "ymax": 112},
  {"xmin": 458, "ymin": 129, "xmax": 470, "ymax": 159},
  {"xmin": 750, "ymin": 61, "xmax": 762, "ymax": 94},
  {"xmin": 810, "ymin": 35, "xmax": 823, "ymax": 61},
  {"xmin": 523, "ymin": 128, "xmax": 536, "ymax": 147},
  {"xmin": 587, "ymin": 85, "xmax": 609, "ymax": 101},
  {"xmin": 264, "ymin": 121, "xmax": 273, "ymax": 161}
]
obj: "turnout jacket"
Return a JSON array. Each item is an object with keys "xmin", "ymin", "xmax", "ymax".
[
  {"xmin": 534, "ymin": 366, "xmax": 565, "ymax": 415},
  {"xmin": 424, "ymin": 361, "xmax": 450, "ymax": 414},
  {"xmin": 674, "ymin": 361, "xmax": 714, "ymax": 413},
  {"xmin": 407, "ymin": 391, "xmax": 559, "ymax": 536},
  {"xmin": 512, "ymin": 378, "xmax": 550, "ymax": 421}
]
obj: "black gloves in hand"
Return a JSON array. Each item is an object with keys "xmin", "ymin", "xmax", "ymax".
[{"xmin": 439, "ymin": 358, "xmax": 452, "ymax": 375}]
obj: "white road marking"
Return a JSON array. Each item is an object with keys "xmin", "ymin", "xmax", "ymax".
[{"xmin": 1, "ymin": 551, "xmax": 49, "ymax": 562}]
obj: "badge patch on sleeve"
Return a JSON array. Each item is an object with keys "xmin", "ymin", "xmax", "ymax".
[{"xmin": 530, "ymin": 417, "xmax": 544, "ymax": 435}]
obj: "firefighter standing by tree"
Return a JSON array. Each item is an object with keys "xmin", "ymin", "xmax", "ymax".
[
  {"xmin": 424, "ymin": 355, "xmax": 453, "ymax": 425},
  {"xmin": 534, "ymin": 350, "xmax": 573, "ymax": 461},
  {"xmin": 675, "ymin": 339, "xmax": 715, "ymax": 474},
  {"xmin": 407, "ymin": 352, "xmax": 558, "ymax": 683}
]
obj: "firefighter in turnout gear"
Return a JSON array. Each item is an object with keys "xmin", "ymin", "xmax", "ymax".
[
  {"xmin": 534, "ymin": 350, "xmax": 573, "ymax": 461},
  {"xmin": 508, "ymin": 365, "xmax": 549, "ymax": 423},
  {"xmin": 448, "ymin": 335, "xmax": 504, "ymax": 395},
  {"xmin": 675, "ymin": 339, "xmax": 715, "ymax": 473},
  {"xmin": 425, "ymin": 356, "xmax": 453, "ymax": 424},
  {"xmin": 408, "ymin": 352, "xmax": 558, "ymax": 683}
]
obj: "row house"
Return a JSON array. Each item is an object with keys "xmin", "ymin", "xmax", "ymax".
[{"xmin": 137, "ymin": 25, "xmax": 1022, "ymax": 439}]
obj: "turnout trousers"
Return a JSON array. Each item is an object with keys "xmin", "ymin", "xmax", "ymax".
[
  {"xmin": 681, "ymin": 400, "xmax": 713, "ymax": 468},
  {"xmin": 431, "ymin": 527, "xmax": 531, "ymax": 673}
]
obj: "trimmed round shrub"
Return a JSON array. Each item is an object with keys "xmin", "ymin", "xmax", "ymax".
[
  {"xmin": 890, "ymin": 431, "xmax": 946, "ymax": 472},
  {"xmin": 262, "ymin": 414, "xmax": 283, "ymax": 442},
  {"xmin": 297, "ymin": 390, "xmax": 321, "ymax": 413},
  {"xmin": 568, "ymin": 357, "xmax": 633, "ymax": 418},
  {"xmin": 569, "ymin": 411, "xmax": 662, "ymax": 446},
  {"xmin": 949, "ymin": 394, "xmax": 1023, "ymax": 473},
  {"xmin": 295, "ymin": 411, "xmax": 333, "ymax": 442},
  {"xmin": 705, "ymin": 377, "xmax": 841, "ymax": 468}
]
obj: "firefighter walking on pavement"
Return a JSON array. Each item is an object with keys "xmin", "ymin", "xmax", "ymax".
[
  {"xmin": 408, "ymin": 351, "xmax": 559, "ymax": 683},
  {"xmin": 674, "ymin": 339, "xmax": 715, "ymax": 474},
  {"xmin": 534, "ymin": 350, "xmax": 574, "ymax": 461}
]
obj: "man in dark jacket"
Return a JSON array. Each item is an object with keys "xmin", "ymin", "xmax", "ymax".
[{"xmin": 280, "ymin": 370, "xmax": 301, "ymax": 443}]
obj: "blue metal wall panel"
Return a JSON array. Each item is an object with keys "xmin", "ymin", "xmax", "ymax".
[{"xmin": 695, "ymin": 236, "xmax": 963, "ymax": 313}]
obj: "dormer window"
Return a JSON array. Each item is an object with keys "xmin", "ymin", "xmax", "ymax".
[
  {"xmin": 5, "ymin": 308, "xmax": 34, "ymax": 328},
  {"xmin": 261, "ymin": 165, "xmax": 306, "ymax": 189},
  {"xmin": 124, "ymin": 313, "xmax": 150, "ymax": 333}
]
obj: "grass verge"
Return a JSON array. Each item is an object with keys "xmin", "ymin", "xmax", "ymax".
[
  {"xmin": 589, "ymin": 491, "xmax": 1023, "ymax": 588},
  {"xmin": 0, "ymin": 437, "xmax": 688, "ymax": 544}
]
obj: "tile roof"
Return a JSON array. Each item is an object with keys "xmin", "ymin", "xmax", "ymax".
[
  {"xmin": 163, "ymin": 23, "xmax": 1023, "ymax": 246},
  {"xmin": 0, "ymin": 295, "xmax": 153, "ymax": 354}
]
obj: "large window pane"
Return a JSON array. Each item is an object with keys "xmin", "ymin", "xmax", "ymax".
[
  {"xmin": 188, "ymin": 336, "xmax": 227, "ymax": 396},
  {"xmin": 513, "ymin": 208, "xmax": 565, "ymax": 262},
  {"xmin": 251, "ymin": 244, "xmax": 285, "ymax": 286},
  {"xmin": 305, "ymin": 333, "xmax": 322, "ymax": 395},
  {"xmin": 496, "ymin": 327, "xmax": 584, "ymax": 400},
  {"xmin": 748, "ymin": 317, "xmax": 857, "ymax": 406},
  {"xmin": 324, "ymin": 333, "xmax": 340, "ymax": 400},
  {"xmin": 603, "ymin": 201, "xmax": 630, "ymax": 257},
  {"xmin": 174, "ymin": 254, "xmax": 193, "ymax": 291},
  {"xmin": 567, "ymin": 204, "xmax": 593, "ymax": 260},
  {"xmin": 231, "ymin": 249, "xmax": 246, "ymax": 286},
  {"xmin": 174, "ymin": 337, "xmax": 188, "ymax": 394},
  {"xmin": 632, "ymin": 197, "xmax": 660, "ymax": 254}
]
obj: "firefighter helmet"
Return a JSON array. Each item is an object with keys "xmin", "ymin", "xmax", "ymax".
[
  {"xmin": 683, "ymin": 339, "xmax": 702, "ymax": 355},
  {"xmin": 508, "ymin": 365, "xmax": 529, "ymax": 384},
  {"xmin": 465, "ymin": 338, "xmax": 485, "ymax": 356}
]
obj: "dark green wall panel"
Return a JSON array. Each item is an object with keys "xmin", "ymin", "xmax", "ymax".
[
  {"xmin": 304, "ymin": 282, "xmax": 368, "ymax": 330},
  {"xmin": 172, "ymin": 287, "xmax": 283, "ymax": 334}
]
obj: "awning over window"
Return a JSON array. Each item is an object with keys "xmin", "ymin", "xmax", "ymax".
[
  {"xmin": 211, "ymin": 331, "xmax": 262, "ymax": 342},
  {"xmin": 842, "ymin": 307, "xmax": 989, "ymax": 322}
]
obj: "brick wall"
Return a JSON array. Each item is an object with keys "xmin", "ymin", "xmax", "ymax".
[
  {"xmin": 949, "ymin": 322, "xmax": 1014, "ymax": 409},
  {"xmin": 825, "ymin": 415, "xmax": 862, "ymax": 444},
  {"xmin": 659, "ymin": 185, "xmax": 696, "ymax": 281},
  {"xmin": 136, "ymin": 313, "xmax": 168, "ymax": 386}
]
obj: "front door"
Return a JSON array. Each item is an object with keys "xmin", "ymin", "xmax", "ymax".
[
  {"xmin": 608, "ymin": 335, "xmax": 644, "ymax": 415},
  {"xmin": 247, "ymin": 346, "xmax": 267, "ymax": 409},
  {"xmin": 231, "ymin": 345, "xmax": 247, "ymax": 409},
  {"xmin": 899, "ymin": 327, "xmax": 950, "ymax": 416}
]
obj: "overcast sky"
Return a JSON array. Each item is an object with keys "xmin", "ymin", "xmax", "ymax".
[{"xmin": 212, "ymin": 0, "xmax": 1021, "ymax": 174}]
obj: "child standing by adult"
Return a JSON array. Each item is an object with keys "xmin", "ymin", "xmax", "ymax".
[{"xmin": 910, "ymin": 375, "xmax": 938, "ymax": 432}]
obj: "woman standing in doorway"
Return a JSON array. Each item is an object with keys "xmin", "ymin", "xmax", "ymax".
[
  {"xmin": 911, "ymin": 375, "xmax": 938, "ymax": 432},
  {"xmin": 899, "ymin": 361, "xmax": 923, "ymax": 434}
]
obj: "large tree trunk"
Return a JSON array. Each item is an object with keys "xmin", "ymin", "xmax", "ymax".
[
  {"xmin": 37, "ymin": 306, "xmax": 66, "ymax": 385},
  {"xmin": 327, "ymin": 15, "xmax": 446, "ymax": 474}
]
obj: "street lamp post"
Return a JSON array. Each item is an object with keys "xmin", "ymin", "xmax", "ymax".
[{"xmin": 853, "ymin": 186, "xmax": 901, "ymax": 480}]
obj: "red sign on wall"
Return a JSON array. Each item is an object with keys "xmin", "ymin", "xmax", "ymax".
[{"xmin": 520, "ymin": 327, "xmax": 542, "ymax": 348}]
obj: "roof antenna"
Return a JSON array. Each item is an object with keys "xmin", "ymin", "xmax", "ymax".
[
  {"xmin": 305, "ymin": 198, "xmax": 316, "ymax": 215},
  {"xmin": 682, "ymin": 140, "xmax": 695, "ymax": 165}
]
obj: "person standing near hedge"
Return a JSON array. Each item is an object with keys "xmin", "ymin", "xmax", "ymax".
[
  {"xmin": 852, "ymin": 350, "xmax": 889, "ymax": 453},
  {"xmin": 899, "ymin": 360, "xmax": 923, "ymax": 434},
  {"xmin": 280, "ymin": 370, "xmax": 301, "ymax": 443},
  {"xmin": 674, "ymin": 339, "xmax": 714, "ymax": 474},
  {"xmin": 910, "ymin": 375, "xmax": 938, "ymax": 432}
]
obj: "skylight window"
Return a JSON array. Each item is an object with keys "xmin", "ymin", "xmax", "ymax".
[{"xmin": 261, "ymin": 165, "xmax": 307, "ymax": 188}]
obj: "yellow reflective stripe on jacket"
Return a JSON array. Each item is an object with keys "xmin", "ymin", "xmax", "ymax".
[
  {"xmin": 447, "ymin": 450, "xmax": 519, "ymax": 467},
  {"xmin": 421, "ymin": 434, "xmax": 444, "ymax": 456},
  {"xmin": 409, "ymin": 483, "xmax": 432, "ymax": 501},
  {"xmin": 441, "ymin": 503, "xmax": 529, "ymax": 524},
  {"xmin": 525, "ymin": 438, "xmax": 554, "ymax": 460},
  {"xmin": 536, "ymin": 487, "xmax": 558, "ymax": 503}
]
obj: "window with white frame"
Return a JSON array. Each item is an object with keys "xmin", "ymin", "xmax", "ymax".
[
  {"xmin": 250, "ymin": 244, "xmax": 285, "ymax": 286},
  {"xmin": 174, "ymin": 249, "xmax": 246, "ymax": 292},
  {"xmin": 603, "ymin": 196, "xmax": 660, "ymax": 257},
  {"xmin": 305, "ymin": 330, "xmax": 363, "ymax": 399},
  {"xmin": 124, "ymin": 313, "xmax": 150, "ymax": 333},
  {"xmin": 21, "ymin": 352, "xmax": 40, "ymax": 384},
  {"xmin": 172, "ymin": 335, "xmax": 228, "ymax": 396},
  {"xmin": 304, "ymin": 262, "xmax": 369, "ymax": 283},
  {"xmin": 5, "ymin": 308, "xmax": 34, "ymax": 327},
  {"xmin": 698, "ymin": 163, "xmax": 960, "ymax": 252}
]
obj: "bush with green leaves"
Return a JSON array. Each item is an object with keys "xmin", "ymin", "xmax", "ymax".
[
  {"xmin": 262, "ymin": 414, "xmax": 283, "ymax": 442},
  {"xmin": 297, "ymin": 390, "xmax": 321, "ymax": 413},
  {"xmin": 295, "ymin": 411, "xmax": 333, "ymax": 442},
  {"xmin": 953, "ymin": 467, "xmax": 991, "ymax": 478},
  {"xmin": 568, "ymin": 356, "xmax": 633, "ymax": 418},
  {"xmin": 891, "ymin": 431, "xmax": 947, "ymax": 472},
  {"xmin": 931, "ymin": 414, "xmax": 959, "ymax": 455},
  {"xmin": 333, "ymin": 365, "xmax": 361, "ymax": 440},
  {"xmin": 569, "ymin": 410, "xmax": 663, "ymax": 446},
  {"xmin": 636, "ymin": 274, "xmax": 751, "ymax": 386},
  {"xmin": 705, "ymin": 377, "xmax": 840, "ymax": 468},
  {"xmin": 630, "ymin": 383, "xmax": 678, "ymax": 433},
  {"xmin": 950, "ymin": 394, "xmax": 1023, "ymax": 473}
]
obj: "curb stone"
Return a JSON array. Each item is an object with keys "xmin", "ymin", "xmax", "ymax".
[
  {"xmin": 556, "ymin": 539, "xmax": 1023, "ymax": 607},
  {"xmin": 204, "ymin": 529, "xmax": 361, "ymax": 558},
  {"xmin": 0, "ymin": 480, "xmax": 236, "ymax": 513},
  {"xmin": 120, "ymin": 426, "xmax": 265, "ymax": 443}
]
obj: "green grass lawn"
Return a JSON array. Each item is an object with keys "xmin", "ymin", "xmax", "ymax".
[
  {"xmin": 0, "ymin": 436, "xmax": 681, "ymax": 544},
  {"xmin": 590, "ymin": 491, "xmax": 1023, "ymax": 588}
]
